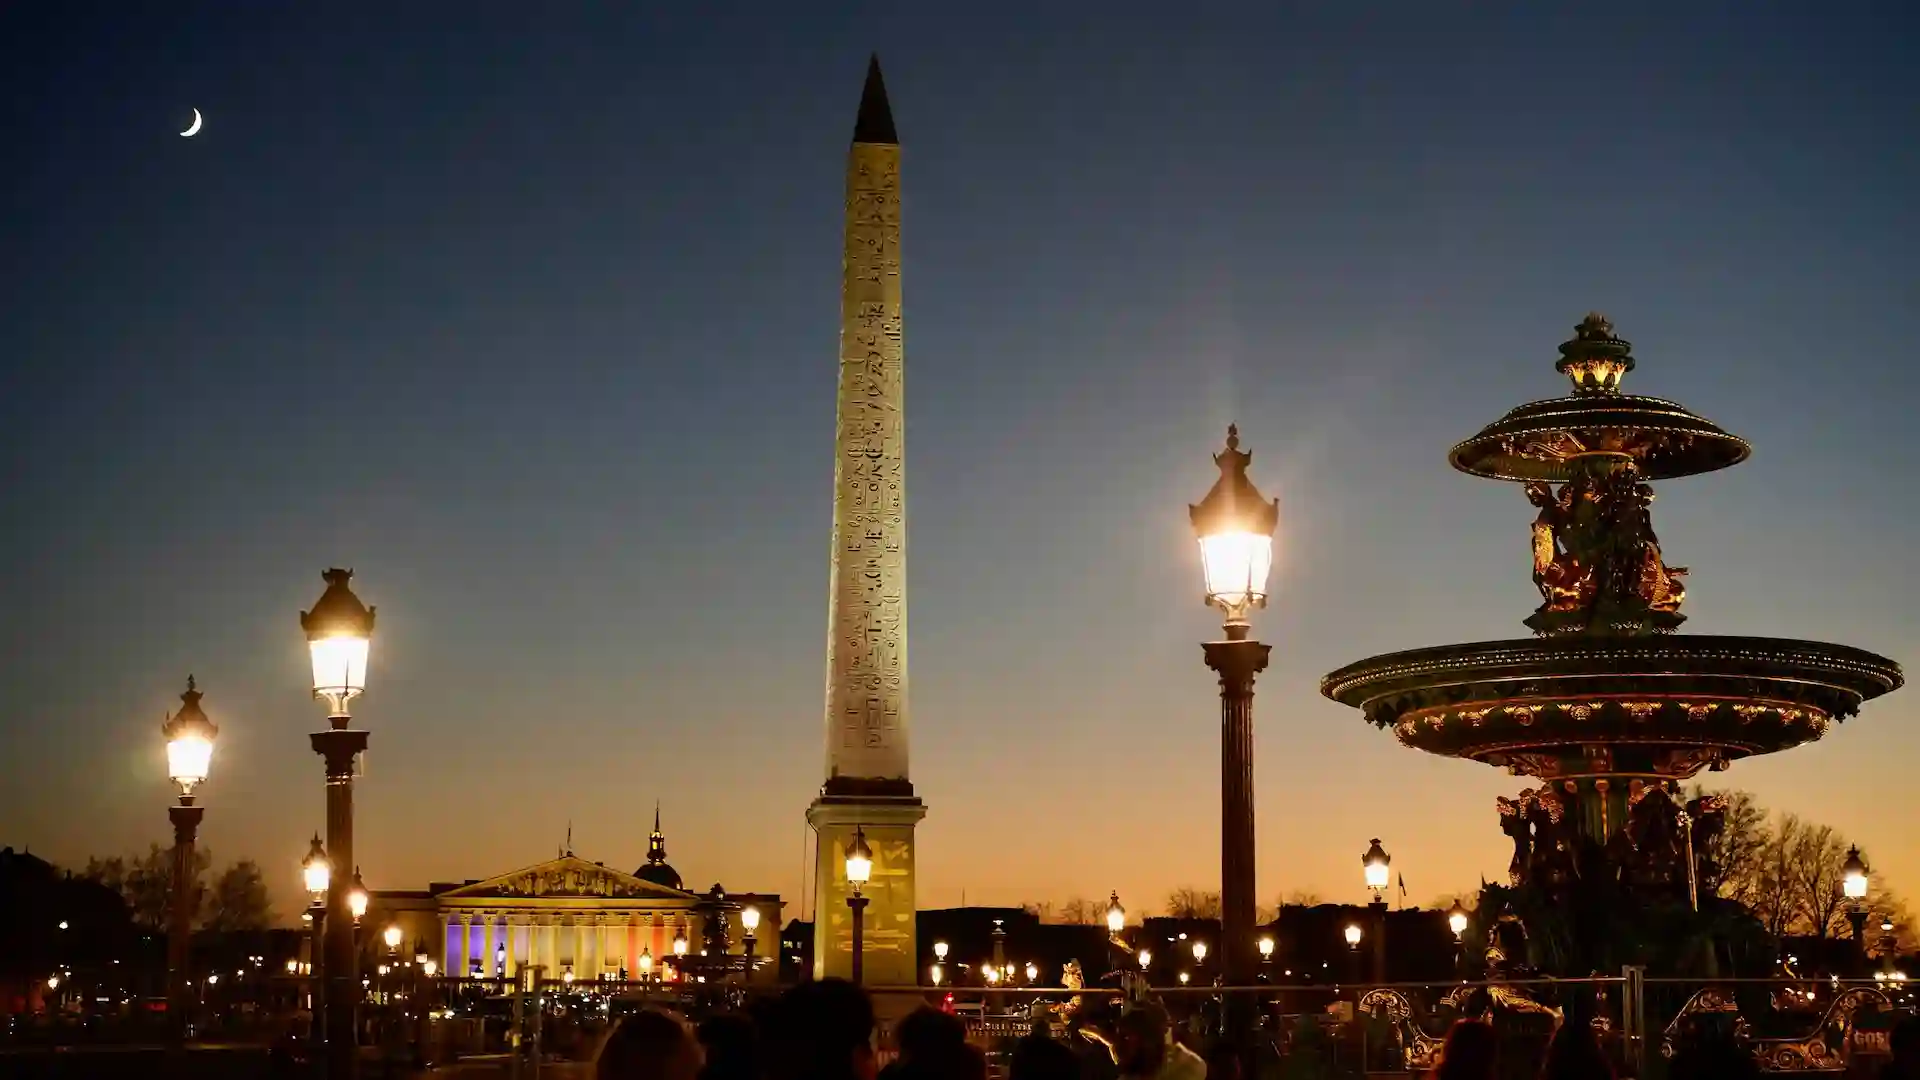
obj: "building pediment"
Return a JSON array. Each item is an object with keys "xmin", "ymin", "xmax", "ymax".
[{"xmin": 440, "ymin": 856, "xmax": 693, "ymax": 900}]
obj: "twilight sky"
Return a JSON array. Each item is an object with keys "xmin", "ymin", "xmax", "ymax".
[{"xmin": 4, "ymin": 2, "xmax": 1916, "ymax": 925}]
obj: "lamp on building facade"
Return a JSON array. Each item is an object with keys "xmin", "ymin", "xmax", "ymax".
[
  {"xmin": 162, "ymin": 677, "xmax": 217, "ymax": 1045},
  {"xmin": 301, "ymin": 568, "xmax": 375, "ymax": 1080},
  {"xmin": 1189, "ymin": 425, "xmax": 1278, "ymax": 1066},
  {"xmin": 844, "ymin": 827, "xmax": 873, "ymax": 986},
  {"xmin": 741, "ymin": 905, "xmax": 761, "ymax": 976}
]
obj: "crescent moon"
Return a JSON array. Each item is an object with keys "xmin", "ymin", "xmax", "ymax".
[{"xmin": 180, "ymin": 109, "xmax": 202, "ymax": 137}]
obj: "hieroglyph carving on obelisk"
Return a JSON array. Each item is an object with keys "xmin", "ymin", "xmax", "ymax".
[{"xmin": 824, "ymin": 63, "xmax": 908, "ymax": 786}]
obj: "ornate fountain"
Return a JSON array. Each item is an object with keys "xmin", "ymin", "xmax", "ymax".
[{"xmin": 1321, "ymin": 314, "xmax": 1903, "ymax": 975}]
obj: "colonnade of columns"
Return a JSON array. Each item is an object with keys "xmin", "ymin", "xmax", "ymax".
[{"xmin": 442, "ymin": 910, "xmax": 692, "ymax": 981}]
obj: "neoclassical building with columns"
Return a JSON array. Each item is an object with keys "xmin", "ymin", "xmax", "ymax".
[{"xmin": 368, "ymin": 818, "xmax": 782, "ymax": 984}]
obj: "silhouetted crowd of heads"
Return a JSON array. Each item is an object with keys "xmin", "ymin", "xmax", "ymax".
[
  {"xmin": 592, "ymin": 981, "xmax": 1920, "ymax": 1080},
  {"xmin": 1430, "ymin": 1011, "xmax": 1920, "ymax": 1080},
  {"xmin": 592, "ymin": 982, "xmax": 1193, "ymax": 1080}
]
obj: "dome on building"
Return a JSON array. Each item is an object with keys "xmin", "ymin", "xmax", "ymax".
[
  {"xmin": 635, "ymin": 861, "xmax": 683, "ymax": 890},
  {"xmin": 633, "ymin": 804, "xmax": 683, "ymax": 891}
]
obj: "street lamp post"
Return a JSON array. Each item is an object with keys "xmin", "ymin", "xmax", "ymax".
[
  {"xmin": 1844, "ymin": 846, "xmax": 1870, "ymax": 974},
  {"xmin": 1881, "ymin": 916, "xmax": 1898, "ymax": 977},
  {"xmin": 1447, "ymin": 900, "xmax": 1469, "ymax": 977},
  {"xmin": 1106, "ymin": 892, "xmax": 1126, "ymax": 978},
  {"xmin": 1189, "ymin": 425, "xmax": 1279, "ymax": 1069},
  {"xmin": 1362, "ymin": 839, "xmax": 1390, "ymax": 985},
  {"xmin": 1343, "ymin": 923, "xmax": 1363, "ymax": 987},
  {"xmin": 162, "ymin": 677, "xmax": 218, "ymax": 1046},
  {"xmin": 844, "ymin": 827, "xmax": 873, "ymax": 987},
  {"xmin": 302, "ymin": 568, "xmax": 376, "ymax": 1080},
  {"xmin": 303, "ymin": 836, "xmax": 330, "ymax": 1012}
]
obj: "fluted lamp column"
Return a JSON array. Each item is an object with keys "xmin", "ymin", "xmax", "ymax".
[
  {"xmin": 162, "ymin": 677, "xmax": 218, "ymax": 1046},
  {"xmin": 302, "ymin": 568, "xmax": 376, "ymax": 1080},
  {"xmin": 1189, "ymin": 424, "xmax": 1279, "ymax": 1071}
]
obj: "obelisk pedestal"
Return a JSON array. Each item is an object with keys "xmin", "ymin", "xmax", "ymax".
[{"xmin": 809, "ymin": 55, "xmax": 925, "ymax": 988}]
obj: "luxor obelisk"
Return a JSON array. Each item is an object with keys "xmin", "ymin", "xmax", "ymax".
[{"xmin": 808, "ymin": 56, "xmax": 926, "ymax": 985}]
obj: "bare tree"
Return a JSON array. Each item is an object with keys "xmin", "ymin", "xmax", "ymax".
[
  {"xmin": 89, "ymin": 843, "xmax": 211, "ymax": 931},
  {"xmin": 1057, "ymin": 897, "xmax": 1100, "ymax": 926},
  {"xmin": 1694, "ymin": 789, "xmax": 1769, "ymax": 905},
  {"xmin": 1021, "ymin": 900, "xmax": 1057, "ymax": 923},
  {"xmin": 203, "ymin": 860, "xmax": 273, "ymax": 932},
  {"xmin": 1165, "ymin": 888, "xmax": 1221, "ymax": 920},
  {"xmin": 1864, "ymin": 893, "xmax": 1917, "ymax": 956},
  {"xmin": 1282, "ymin": 890, "xmax": 1324, "ymax": 907},
  {"xmin": 82, "ymin": 856, "xmax": 129, "ymax": 896},
  {"xmin": 1742, "ymin": 813, "xmax": 1802, "ymax": 938},
  {"xmin": 1789, "ymin": 820, "xmax": 1852, "ymax": 940},
  {"xmin": 1692, "ymin": 793, "xmax": 1909, "ymax": 945}
]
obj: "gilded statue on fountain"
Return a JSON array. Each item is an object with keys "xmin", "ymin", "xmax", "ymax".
[{"xmin": 1518, "ymin": 316, "xmax": 1690, "ymax": 636}]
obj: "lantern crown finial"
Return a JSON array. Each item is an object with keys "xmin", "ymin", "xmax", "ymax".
[{"xmin": 1554, "ymin": 312, "xmax": 1635, "ymax": 395}]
